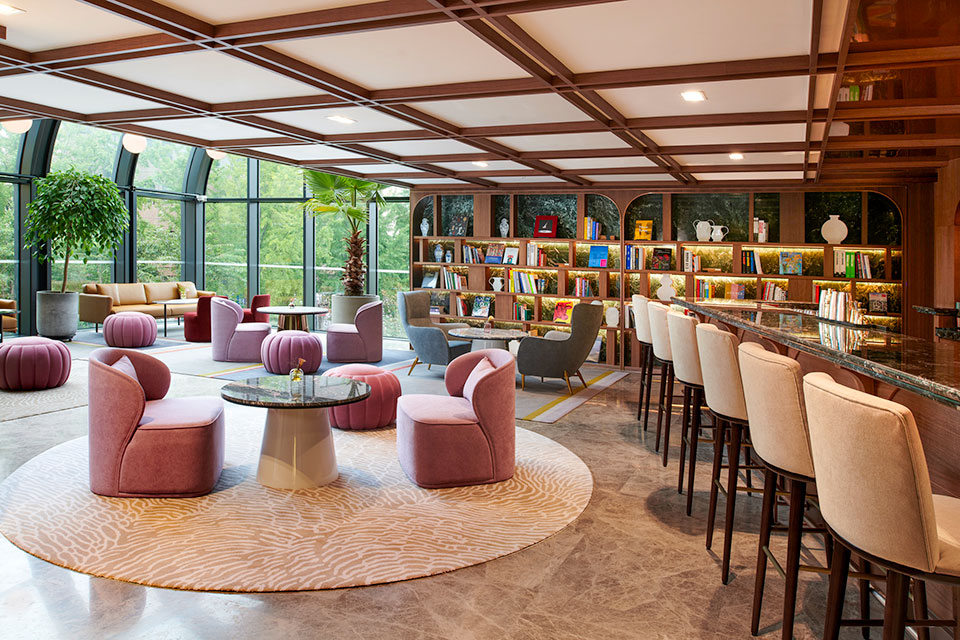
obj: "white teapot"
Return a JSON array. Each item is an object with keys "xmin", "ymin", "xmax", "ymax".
[
  {"xmin": 710, "ymin": 225, "xmax": 729, "ymax": 242},
  {"xmin": 489, "ymin": 277, "xmax": 505, "ymax": 292},
  {"xmin": 694, "ymin": 219, "xmax": 714, "ymax": 242}
]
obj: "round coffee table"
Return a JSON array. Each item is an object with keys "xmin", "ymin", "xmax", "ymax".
[
  {"xmin": 221, "ymin": 375, "xmax": 370, "ymax": 489},
  {"xmin": 447, "ymin": 327, "xmax": 528, "ymax": 351},
  {"xmin": 157, "ymin": 299, "xmax": 196, "ymax": 336},
  {"xmin": 258, "ymin": 305, "xmax": 329, "ymax": 331}
]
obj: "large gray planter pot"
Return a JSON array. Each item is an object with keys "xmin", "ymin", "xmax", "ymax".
[
  {"xmin": 330, "ymin": 294, "xmax": 379, "ymax": 324},
  {"xmin": 36, "ymin": 290, "xmax": 79, "ymax": 340}
]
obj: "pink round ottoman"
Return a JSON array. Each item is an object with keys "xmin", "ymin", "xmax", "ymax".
[
  {"xmin": 103, "ymin": 312, "xmax": 157, "ymax": 348},
  {"xmin": 322, "ymin": 364, "xmax": 401, "ymax": 430},
  {"xmin": 261, "ymin": 330, "xmax": 323, "ymax": 374},
  {"xmin": 0, "ymin": 337, "xmax": 71, "ymax": 390}
]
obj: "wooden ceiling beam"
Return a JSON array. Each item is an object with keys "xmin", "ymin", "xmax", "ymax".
[
  {"xmin": 814, "ymin": 0, "xmax": 860, "ymax": 182},
  {"xmin": 827, "ymin": 134, "xmax": 960, "ymax": 150},
  {"xmin": 801, "ymin": 0, "xmax": 823, "ymax": 182}
]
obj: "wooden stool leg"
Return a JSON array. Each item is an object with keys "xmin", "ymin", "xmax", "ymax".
[
  {"xmin": 913, "ymin": 579, "xmax": 930, "ymax": 640},
  {"xmin": 859, "ymin": 559, "xmax": 872, "ymax": 640},
  {"xmin": 706, "ymin": 419, "xmax": 727, "ymax": 551},
  {"xmin": 642, "ymin": 350, "xmax": 655, "ymax": 432},
  {"xmin": 751, "ymin": 469, "xmax": 777, "ymax": 635},
  {"xmin": 721, "ymin": 422, "xmax": 743, "ymax": 584},
  {"xmin": 781, "ymin": 479, "xmax": 807, "ymax": 640},
  {"xmin": 677, "ymin": 385, "xmax": 691, "ymax": 492},
  {"xmin": 685, "ymin": 389, "xmax": 702, "ymax": 517},
  {"xmin": 661, "ymin": 363, "xmax": 675, "ymax": 466},
  {"xmin": 824, "ymin": 540, "xmax": 851, "ymax": 640},
  {"xmin": 654, "ymin": 361, "xmax": 668, "ymax": 452},
  {"xmin": 636, "ymin": 343, "xmax": 647, "ymax": 420},
  {"xmin": 882, "ymin": 571, "xmax": 910, "ymax": 640}
]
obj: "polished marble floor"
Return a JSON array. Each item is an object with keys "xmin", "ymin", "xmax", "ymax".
[{"xmin": 1, "ymin": 370, "xmax": 873, "ymax": 639}]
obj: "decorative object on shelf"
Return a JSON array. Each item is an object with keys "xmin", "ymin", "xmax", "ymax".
[
  {"xmin": 656, "ymin": 274, "xmax": 676, "ymax": 301},
  {"xmin": 869, "ymin": 292, "xmax": 888, "ymax": 313},
  {"xmin": 503, "ymin": 247, "xmax": 519, "ymax": 265},
  {"xmin": 553, "ymin": 301, "xmax": 573, "ymax": 323},
  {"xmin": 534, "ymin": 215, "xmax": 559, "ymax": 238},
  {"xmin": 484, "ymin": 243, "xmax": 505, "ymax": 264},
  {"xmin": 420, "ymin": 272, "xmax": 437, "ymax": 289},
  {"xmin": 434, "ymin": 244, "xmax": 445, "ymax": 262},
  {"xmin": 489, "ymin": 277, "xmax": 505, "ymax": 292},
  {"xmin": 604, "ymin": 305, "xmax": 620, "ymax": 327},
  {"xmin": 588, "ymin": 245, "xmax": 609, "ymax": 268},
  {"xmin": 420, "ymin": 217, "xmax": 430, "ymax": 237},
  {"xmin": 499, "ymin": 218, "xmax": 510, "ymax": 238},
  {"xmin": 471, "ymin": 295, "xmax": 493, "ymax": 317},
  {"xmin": 633, "ymin": 220, "xmax": 653, "ymax": 241},
  {"xmin": 444, "ymin": 250, "xmax": 453, "ymax": 263},
  {"xmin": 450, "ymin": 215, "xmax": 468, "ymax": 237},
  {"xmin": 710, "ymin": 225, "xmax": 729, "ymax": 242},
  {"xmin": 821, "ymin": 214, "xmax": 849, "ymax": 244},
  {"xmin": 651, "ymin": 247, "xmax": 672, "ymax": 270},
  {"xmin": 694, "ymin": 219, "xmax": 714, "ymax": 242},
  {"xmin": 779, "ymin": 251, "xmax": 803, "ymax": 275}
]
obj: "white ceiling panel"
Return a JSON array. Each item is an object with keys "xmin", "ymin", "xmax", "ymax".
[
  {"xmin": 814, "ymin": 74, "xmax": 837, "ymax": 109},
  {"xmin": 819, "ymin": 0, "xmax": 848, "ymax": 53},
  {"xmin": 512, "ymin": 0, "xmax": 812, "ymax": 74},
  {"xmin": 272, "ymin": 23, "xmax": 530, "ymax": 91},
  {"xmin": 89, "ymin": 51, "xmax": 319, "ymax": 103},
  {"xmin": 488, "ymin": 176, "xmax": 567, "ymax": 184},
  {"xmin": 255, "ymin": 145, "xmax": 364, "ymax": 161},
  {"xmin": 490, "ymin": 132, "xmax": 631, "ymax": 152},
  {"xmin": 547, "ymin": 156, "xmax": 658, "ymax": 170},
  {"xmin": 649, "ymin": 123, "xmax": 808, "ymax": 147},
  {"xmin": 258, "ymin": 107, "xmax": 421, "ymax": 135},
  {"xmin": 156, "ymin": 0, "xmax": 382, "ymax": 23},
  {"xmin": 676, "ymin": 151, "xmax": 815, "ymax": 165},
  {"xmin": 414, "ymin": 94, "xmax": 593, "ymax": 128},
  {"xmin": 137, "ymin": 118, "xmax": 283, "ymax": 140},
  {"xmin": 0, "ymin": 73, "xmax": 165, "ymax": 114},
  {"xmin": 694, "ymin": 171, "xmax": 804, "ymax": 181},
  {"xmin": 337, "ymin": 164, "xmax": 426, "ymax": 174},
  {"xmin": 599, "ymin": 76, "xmax": 810, "ymax": 119},
  {"xmin": 402, "ymin": 178, "xmax": 470, "ymax": 185},
  {"xmin": 1, "ymin": 0, "xmax": 156, "ymax": 51},
  {"xmin": 433, "ymin": 160, "xmax": 530, "ymax": 172},
  {"xmin": 364, "ymin": 139, "xmax": 486, "ymax": 156},
  {"xmin": 587, "ymin": 174, "xmax": 677, "ymax": 182}
]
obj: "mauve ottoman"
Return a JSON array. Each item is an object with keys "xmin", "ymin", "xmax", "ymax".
[
  {"xmin": 103, "ymin": 311, "xmax": 157, "ymax": 348},
  {"xmin": 0, "ymin": 336, "xmax": 72, "ymax": 390},
  {"xmin": 322, "ymin": 364, "xmax": 401, "ymax": 430}
]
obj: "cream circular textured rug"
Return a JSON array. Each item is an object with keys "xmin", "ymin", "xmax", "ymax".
[{"xmin": 0, "ymin": 420, "xmax": 592, "ymax": 592}]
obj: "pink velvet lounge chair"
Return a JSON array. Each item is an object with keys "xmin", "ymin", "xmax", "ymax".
[
  {"xmin": 211, "ymin": 297, "xmax": 271, "ymax": 362},
  {"xmin": 88, "ymin": 348, "xmax": 225, "ymax": 498},
  {"xmin": 396, "ymin": 349, "xmax": 516, "ymax": 488},
  {"xmin": 242, "ymin": 293, "xmax": 271, "ymax": 324},
  {"xmin": 326, "ymin": 300, "xmax": 383, "ymax": 363}
]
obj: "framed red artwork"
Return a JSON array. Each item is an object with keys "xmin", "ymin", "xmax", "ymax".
[{"xmin": 533, "ymin": 215, "xmax": 559, "ymax": 238}]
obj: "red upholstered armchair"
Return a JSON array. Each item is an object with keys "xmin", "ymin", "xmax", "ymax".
[
  {"xmin": 243, "ymin": 294, "xmax": 270, "ymax": 323},
  {"xmin": 183, "ymin": 295, "xmax": 224, "ymax": 342}
]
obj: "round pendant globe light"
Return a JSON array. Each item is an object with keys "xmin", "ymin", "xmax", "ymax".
[
  {"xmin": 121, "ymin": 133, "xmax": 148, "ymax": 154},
  {"xmin": 1, "ymin": 119, "xmax": 33, "ymax": 134},
  {"xmin": 205, "ymin": 148, "xmax": 227, "ymax": 160}
]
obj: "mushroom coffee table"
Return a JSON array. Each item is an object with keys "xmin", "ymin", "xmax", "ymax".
[
  {"xmin": 221, "ymin": 375, "xmax": 370, "ymax": 489},
  {"xmin": 257, "ymin": 305, "xmax": 329, "ymax": 332},
  {"xmin": 447, "ymin": 327, "xmax": 528, "ymax": 351}
]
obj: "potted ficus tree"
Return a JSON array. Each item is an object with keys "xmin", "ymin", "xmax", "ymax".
[
  {"xmin": 303, "ymin": 171, "xmax": 385, "ymax": 323},
  {"xmin": 24, "ymin": 168, "xmax": 128, "ymax": 339}
]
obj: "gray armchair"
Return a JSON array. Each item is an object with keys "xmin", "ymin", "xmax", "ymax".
[
  {"xmin": 398, "ymin": 291, "xmax": 471, "ymax": 375},
  {"xmin": 516, "ymin": 303, "xmax": 604, "ymax": 394}
]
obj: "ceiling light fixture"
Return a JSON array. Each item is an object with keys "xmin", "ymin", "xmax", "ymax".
[
  {"xmin": 472, "ymin": 161, "xmax": 489, "ymax": 168},
  {"xmin": 205, "ymin": 148, "xmax": 227, "ymax": 160},
  {"xmin": 728, "ymin": 152, "xmax": 744, "ymax": 160},
  {"xmin": 326, "ymin": 115, "xmax": 356, "ymax": 125},
  {"xmin": 681, "ymin": 90, "xmax": 706, "ymax": 102},
  {"xmin": 0, "ymin": 4, "xmax": 25, "ymax": 16},
  {"xmin": 121, "ymin": 133, "xmax": 147, "ymax": 154},
  {"xmin": 0, "ymin": 118, "xmax": 32, "ymax": 133}
]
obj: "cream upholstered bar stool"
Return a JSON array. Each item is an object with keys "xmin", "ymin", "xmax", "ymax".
[
  {"xmin": 632, "ymin": 295, "xmax": 655, "ymax": 429},
  {"xmin": 647, "ymin": 302, "xmax": 676, "ymax": 461},
  {"xmin": 696, "ymin": 322, "xmax": 752, "ymax": 584},
  {"xmin": 666, "ymin": 309, "xmax": 708, "ymax": 512},
  {"xmin": 804, "ymin": 372, "xmax": 960, "ymax": 640}
]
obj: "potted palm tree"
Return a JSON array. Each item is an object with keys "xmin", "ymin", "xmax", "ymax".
[
  {"xmin": 24, "ymin": 168, "xmax": 128, "ymax": 339},
  {"xmin": 303, "ymin": 171, "xmax": 385, "ymax": 323}
]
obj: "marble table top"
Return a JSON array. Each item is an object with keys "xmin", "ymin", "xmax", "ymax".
[
  {"xmin": 936, "ymin": 327, "xmax": 960, "ymax": 342},
  {"xmin": 448, "ymin": 327, "xmax": 528, "ymax": 341},
  {"xmin": 914, "ymin": 305, "xmax": 960, "ymax": 317},
  {"xmin": 672, "ymin": 297, "xmax": 960, "ymax": 409},
  {"xmin": 157, "ymin": 299, "xmax": 197, "ymax": 305},
  {"xmin": 257, "ymin": 306, "xmax": 329, "ymax": 316},
  {"xmin": 221, "ymin": 375, "xmax": 370, "ymax": 410}
]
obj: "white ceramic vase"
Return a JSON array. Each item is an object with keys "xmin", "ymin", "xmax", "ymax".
[
  {"xmin": 499, "ymin": 218, "xmax": 509, "ymax": 238},
  {"xmin": 420, "ymin": 218, "xmax": 430, "ymax": 236},
  {"xmin": 433, "ymin": 244, "xmax": 444, "ymax": 262},
  {"xmin": 604, "ymin": 305, "xmax": 620, "ymax": 327},
  {"xmin": 821, "ymin": 215, "xmax": 848, "ymax": 244},
  {"xmin": 656, "ymin": 275, "xmax": 676, "ymax": 301}
]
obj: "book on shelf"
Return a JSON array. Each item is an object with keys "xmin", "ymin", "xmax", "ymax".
[
  {"xmin": 572, "ymin": 277, "xmax": 594, "ymax": 297},
  {"xmin": 526, "ymin": 242, "xmax": 538, "ymax": 266},
  {"xmin": 462, "ymin": 245, "xmax": 485, "ymax": 264},
  {"xmin": 779, "ymin": 251, "xmax": 802, "ymax": 275},
  {"xmin": 420, "ymin": 272, "xmax": 438, "ymax": 288},
  {"xmin": 583, "ymin": 216, "xmax": 602, "ymax": 240},
  {"xmin": 834, "ymin": 250, "xmax": 873, "ymax": 279},
  {"xmin": 588, "ymin": 245, "xmax": 609, "ymax": 268},
  {"xmin": 553, "ymin": 301, "xmax": 574, "ymax": 323},
  {"xmin": 633, "ymin": 220, "xmax": 653, "ymax": 241},
  {"xmin": 512, "ymin": 302, "xmax": 533, "ymax": 321},
  {"xmin": 471, "ymin": 295, "xmax": 492, "ymax": 318},
  {"xmin": 625, "ymin": 245, "xmax": 646, "ymax": 270},
  {"xmin": 506, "ymin": 268, "xmax": 542, "ymax": 294},
  {"xmin": 868, "ymin": 292, "xmax": 888, "ymax": 313},
  {"xmin": 484, "ymin": 243, "xmax": 505, "ymax": 264},
  {"xmin": 454, "ymin": 295, "xmax": 468, "ymax": 317},
  {"xmin": 650, "ymin": 248, "xmax": 672, "ymax": 271},
  {"xmin": 695, "ymin": 279, "xmax": 746, "ymax": 300},
  {"xmin": 761, "ymin": 282, "xmax": 788, "ymax": 301},
  {"xmin": 429, "ymin": 306, "xmax": 441, "ymax": 315},
  {"xmin": 741, "ymin": 249, "xmax": 764, "ymax": 275},
  {"xmin": 439, "ymin": 267, "xmax": 466, "ymax": 290},
  {"xmin": 502, "ymin": 247, "xmax": 519, "ymax": 265},
  {"xmin": 682, "ymin": 249, "xmax": 702, "ymax": 272}
]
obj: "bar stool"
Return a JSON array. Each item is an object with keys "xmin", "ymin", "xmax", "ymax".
[
  {"xmin": 804, "ymin": 372, "xmax": 960, "ymax": 640},
  {"xmin": 666, "ymin": 310, "xmax": 707, "ymax": 512},
  {"xmin": 647, "ymin": 302, "xmax": 675, "ymax": 459},
  {"xmin": 738, "ymin": 342, "xmax": 817, "ymax": 639},
  {"xmin": 632, "ymin": 295, "xmax": 655, "ymax": 429},
  {"xmin": 696, "ymin": 322, "xmax": 751, "ymax": 584}
]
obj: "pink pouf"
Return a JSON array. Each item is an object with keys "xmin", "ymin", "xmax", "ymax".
[
  {"xmin": 322, "ymin": 364, "xmax": 401, "ymax": 430},
  {"xmin": 0, "ymin": 337, "xmax": 72, "ymax": 390},
  {"xmin": 260, "ymin": 330, "xmax": 323, "ymax": 374},
  {"xmin": 103, "ymin": 312, "xmax": 157, "ymax": 348}
]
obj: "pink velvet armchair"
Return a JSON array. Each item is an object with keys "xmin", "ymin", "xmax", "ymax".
[
  {"xmin": 396, "ymin": 349, "xmax": 516, "ymax": 488},
  {"xmin": 88, "ymin": 348, "xmax": 225, "ymax": 497},
  {"xmin": 326, "ymin": 300, "xmax": 383, "ymax": 363},
  {"xmin": 211, "ymin": 297, "xmax": 271, "ymax": 362}
]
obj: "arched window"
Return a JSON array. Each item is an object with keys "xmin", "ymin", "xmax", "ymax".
[
  {"xmin": 204, "ymin": 154, "xmax": 249, "ymax": 302},
  {"xmin": 134, "ymin": 138, "xmax": 192, "ymax": 282},
  {"xmin": 50, "ymin": 122, "xmax": 121, "ymax": 179}
]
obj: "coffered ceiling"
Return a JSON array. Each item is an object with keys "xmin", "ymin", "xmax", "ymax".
[{"xmin": 0, "ymin": 0, "xmax": 957, "ymax": 190}]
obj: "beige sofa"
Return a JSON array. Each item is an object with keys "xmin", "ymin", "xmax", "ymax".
[
  {"xmin": 80, "ymin": 281, "xmax": 214, "ymax": 328},
  {"xmin": 1, "ymin": 298, "xmax": 15, "ymax": 332}
]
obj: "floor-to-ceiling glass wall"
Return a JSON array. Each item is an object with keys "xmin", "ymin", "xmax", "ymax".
[
  {"xmin": 259, "ymin": 162, "xmax": 305, "ymax": 306},
  {"xmin": 204, "ymin": 154, "xmax": 248, "ymax": 303},
  {"xmin": 134, "ymin": 139, "xmax": 190, "ymax": 282},
  {"xmin": 377, "ymin": 187, "xmax": 410, "ymax": 337},
  {"xmin": 0, "ymin": 128, "xmax": 25, "ymax": 315}
]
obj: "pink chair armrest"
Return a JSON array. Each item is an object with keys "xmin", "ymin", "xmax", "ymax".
[
  {"xmin": 444, "ymin": 351, "xmax": 491, "ymax": 397},
  {"xmin": 123, "ymin": 350, "xmax": 172, "ymax": 400}
]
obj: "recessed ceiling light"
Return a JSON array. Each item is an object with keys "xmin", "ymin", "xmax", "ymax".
[
  {"xmin": 1, "ymin": 119, "xmax": 32, "ymax": 134},
  {"xmin": 205, "ymin": 148, "xmax": 226, "ymax": 160},
  {"xmin": 0, "ymin": 4, "xmax": 25, "ymax": 16},
  {"xmin": 121, "ymin": 133, "xmax": 147, "ymax": 154},
  {"xmin": 681, "ymin": 90, "xmax": 706, "ymax": 102},
  {"xmin": 326, "ymin": 115, "xmax": 356, "ymax": 125},
  {"xmin": 728, "ymin": 152, "xmax": 744, "ymax": 160},
  {"xmin": 472, "ymin": 161, "xmax": 489, "ymax": 168}
]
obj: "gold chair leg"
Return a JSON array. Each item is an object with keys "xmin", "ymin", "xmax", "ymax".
[
  {"xmin": 427, "ymin": 364, "xmax": 432, "ymax": 370},
  {"xmin": 576, "ymin": 370, "xmax": 587, "ymax": 388},
  {"xmin": 521, "ymin": 374, "xmax": 525, "ymax": 390},
  {"xmin": 563, "ymin": 372, "xmax": 573, "ymax": 395},
  {"xmin": 407, "ymin": 357, "xmax": 419, "ymax": 376}
]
